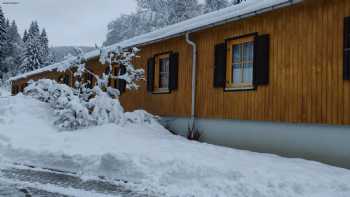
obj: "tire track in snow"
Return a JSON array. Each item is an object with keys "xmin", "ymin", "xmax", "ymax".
[{"xmin": 0, "ymin": 163, "xmax": 158, "ymax": 197}]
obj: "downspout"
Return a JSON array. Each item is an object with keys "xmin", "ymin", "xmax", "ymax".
[{"xmin": 185, "ymin": 32, "xmax": 197, "ymax": 131}]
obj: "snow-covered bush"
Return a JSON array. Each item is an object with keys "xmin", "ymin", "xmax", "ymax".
[
  {"xmin": 89, "ymin": 87, "xmax": 125, "ymax": 125},
  {"xmin": 24, "ymin": 46, "xmax": 150, "ymax": 131},
  {"xmin": 25, "ymin": 79, "xmax": 73, "ymax": 103},
  {"xmin": 25, "ymin": 79, "xmax": 94, "ymax": 130},
  {"xmin": 25, "ymin": 79, "xmax": 129, "ymax": 130},
  {"xmin": 54, "ymin": 95, "xmax": 93, "ymax": 130}
]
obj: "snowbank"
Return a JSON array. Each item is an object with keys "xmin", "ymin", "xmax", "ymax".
[{"xmin": 1, "ymin": 93, "xmax": 350, "ymax": 197}]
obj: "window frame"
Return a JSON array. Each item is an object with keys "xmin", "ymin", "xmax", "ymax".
[
  {"xmin": 153, "ymin": 52, "xmax": 172, "ymax": 94},
  {"xmin": 224, "ymin": 33, "xmax": 257, "ymax": 92}
]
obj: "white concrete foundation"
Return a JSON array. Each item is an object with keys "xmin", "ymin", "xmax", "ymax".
[{"xmin": 161, "ymin": 117, "xmax": 350, "ymax": 169}]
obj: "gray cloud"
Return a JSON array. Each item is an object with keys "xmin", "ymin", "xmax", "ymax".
[{"xmin": 2, "ymin": 0, "xmax": 136, "ymax": 47}]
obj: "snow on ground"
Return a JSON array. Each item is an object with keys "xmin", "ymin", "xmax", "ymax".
[
  {"xmin": 0, "ymin": 87, "xmax": 10, "ymax": 97},
  {"xmin": 0, "ymin": 92, "xmax": 350, "ymax": 197}
]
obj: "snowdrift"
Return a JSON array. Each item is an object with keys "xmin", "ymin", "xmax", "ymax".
[{"xmin": 1, "ymin": 93, "xmax": 350, "ymax": 197}]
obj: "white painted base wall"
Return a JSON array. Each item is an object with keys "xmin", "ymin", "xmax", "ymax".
[{"xmin": 161, "ymin": 117, "xmax": 350, "ymax": 169}]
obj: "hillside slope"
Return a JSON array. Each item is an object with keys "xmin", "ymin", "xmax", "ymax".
[{"xmin": 50, "ymin": 46, "xmax": 95, "ymax": 62}]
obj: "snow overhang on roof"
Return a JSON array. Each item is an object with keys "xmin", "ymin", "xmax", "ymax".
[{"xmin": 10, "ymin": 0, "xmax": 302, "ymax": 82}]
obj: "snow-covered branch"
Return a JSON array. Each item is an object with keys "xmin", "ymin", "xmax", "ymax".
[{"xmin": 99, "ymin": 47, "xmax": 144, "ymax": 90}]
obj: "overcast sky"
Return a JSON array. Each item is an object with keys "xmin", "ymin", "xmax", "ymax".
[{"xmin": 2, "ymin": 0, "xmax": 137, "ymax": 47}]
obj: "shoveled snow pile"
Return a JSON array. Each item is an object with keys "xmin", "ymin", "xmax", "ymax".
[{"xmin": 1, "ymin": 93, "xmax": 350, "ymax": 197}]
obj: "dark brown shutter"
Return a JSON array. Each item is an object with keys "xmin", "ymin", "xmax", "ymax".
[
  {"xmin": 169, "ymin": 52, "xmax": 179, "ymax": 90},
  {"xmin": 214, "ymin": 43, "xmax": 227, "ymax": 87},
  {"xmin": 85, "ymin": 73, "xmax": 94, "ymax": 89},
  {"xmin": 105, "ymin": 67, "xmax": 110, "ymax": 75},
  {"xmin": 147, "ymin": 57, "xmax": 155, "ymax": 92},
  {"xmin": 344, "ymin": 17, "xmax": 350, "ymax": 80},
  {"xmin": 253, "ymin": 34, "xmax": 270, "ymax": 85},
  {"xmin": 11, "ymin": 85, "xmax": 16, "ymax": 95},
  {"xmin": 118, "ymin": 66, "xmax": 127, "ymax": 94},
  {"xmin": 64, "ymin": 74, "xmax": 70, "ymax": 85},
  {"xmin": 114, "ymin": 67, "xmax": 119, "ymax": 88}
]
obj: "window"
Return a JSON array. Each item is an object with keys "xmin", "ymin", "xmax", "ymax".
[
  {"xmin": 214, "ymin": 34, "xmax": 269, "ymax": 90},
  {"xmin": 113, "ymin": 65, "xmax": 126, "ymax": 93},
  {"xmin": 147, "ymin": 52, "xmax": 179, "ymax": 94},
  {"xmin": 159, "ymin": 55, "xmax": 170, "ymax": 89},
  {"xmin": 154, "ymin": 53, "xmax": 170, "ymax": 93},
  {"xmin": 226, "ymin": 36, "xmax": 255, "ymax": 90}
]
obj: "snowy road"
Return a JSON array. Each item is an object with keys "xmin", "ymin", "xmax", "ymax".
[{"xmin": 0, "ymin": 163, "xmax": 157, "ymax": 197}]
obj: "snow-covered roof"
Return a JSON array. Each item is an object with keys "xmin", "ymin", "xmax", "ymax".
[{"xmin": 10, "ymin": 0, "xmax": 302, "ymax": 82}]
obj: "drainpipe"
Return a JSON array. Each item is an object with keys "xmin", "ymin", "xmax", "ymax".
[{"xmin": 185, "ymin": 32, "xmax": 197, "ymax": 131}]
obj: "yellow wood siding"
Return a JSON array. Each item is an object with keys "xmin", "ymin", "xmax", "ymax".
[
  {"xmin": 120, "ymin": 37, "xmax": 193, "ymax": 117},
  {"xmin": 190, "ymin": 0, "xmax": 350, "ymax": 125}
]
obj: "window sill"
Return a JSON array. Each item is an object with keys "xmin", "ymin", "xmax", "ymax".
[
  {"xmin": 152, "ymin": 88, "xmax": 171, "ymax": 94},
  {"xmin": 224, "ymin": 85, "xmax": 255, "ymax": 92}
]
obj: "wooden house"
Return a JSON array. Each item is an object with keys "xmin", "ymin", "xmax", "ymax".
[{"xmin": 10, "ymin": 0, "xmax": 350, "ymax": 168}]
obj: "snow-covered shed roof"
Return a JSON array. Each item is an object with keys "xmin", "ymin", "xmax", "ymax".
[{"xmin": 10, "ymin": 0, "xmax": 302, "ymax": 81}]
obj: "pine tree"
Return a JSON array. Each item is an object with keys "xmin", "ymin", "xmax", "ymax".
[
  {"xmin": 23, "ymin": 29, "xmax": 28, "ymax": 43},
  {"xmin": 8, "ymin": 21, "xmax": 22, "ymax": 50},
  {"xmin": 5, "ymin": 19, "xmax": 9, "ymax": 29},
  {"xmin": 39, "ymin": 28, "xmax": 49, "ymax": 66},
  {"xmin": 5, "ymin": 21, "xmax": 24, "ymax": 75},
  {"xmin": 28, "ymin": 21, "xmax": 40, "ymax": 38},
  {"xmin": 0, "ymin": 7, "xmax": 5, "ymax": 38},
  {"xmin": 3, "ymin": 19, "xmax": 12, "ymax": 57},
  {"xmin": 204, "ymin": 0, "xmax": 229, "ymax": 13},
  {"xmin": 20, "ymin": 21, "xmax": 52, "ymax": 73},
  {"xmin": 21, "ymin": 37, "xmax": 42, "ymax": 73},
  {"xmin": 21, "ymin": 21, "xmax": 43, "ymax": 73},
  {"xmin": 0, "ymin": 6, "xmax": 7, "ymax": 74}
]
